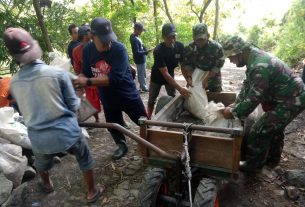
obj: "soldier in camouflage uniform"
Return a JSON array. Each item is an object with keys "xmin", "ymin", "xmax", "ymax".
[
  {"xmin": 222, "ymin": 36, "xmax": 305, "ymax": 172},
  {"xmin": 182, "ymin": 23, "xmax": 224, "ymax": 92}
]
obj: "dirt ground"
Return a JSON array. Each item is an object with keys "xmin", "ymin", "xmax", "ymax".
[{"xmin": 16, "ymin": 62, "xmax": 305, "ymax": 207}]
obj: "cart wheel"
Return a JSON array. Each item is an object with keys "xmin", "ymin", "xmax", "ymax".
[
  {"xmin": 193, "ymin": 178, "xmax": 219, "ymax": 207},
  {"xmin": 155, "ymin": 96, "xmax": 173, "ymax": 115},
  {"xmin": 138, "ymin": 168, "xmax": 169, "ymax": 207}
]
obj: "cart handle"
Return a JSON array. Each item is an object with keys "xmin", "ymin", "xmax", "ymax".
[
  {"xmin": 79, "ymin": 122, "xmax": 178, "ymax": 161},
  {"xmin": 139, "ymin": 118, "xmax": 243, "ymax": 137}
]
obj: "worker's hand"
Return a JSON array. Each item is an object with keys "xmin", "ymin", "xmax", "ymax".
[
  {"xmin": 223, "ymin": 107, "xmax": 234, "ymax": 119},
  {"xmin": 186, "ymin": 76, "xmax": 193, "ymax": 87},
  {"xmin": 179, "ymin": 87, "xmax": 192, "ymax": 98},
  {"xmin": 73, "ymin": 76, "xmax": 88, "ymax": 90}
]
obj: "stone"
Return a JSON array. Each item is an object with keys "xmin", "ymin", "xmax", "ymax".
[
  {"xmin": 118, "ymin": 180, "xmax": 129, "ymax": 190},
  {"xmin": 2, "ymin": 182, "xmax": 29, "ymax": 207},
  {"xmin": 113, "ymin": 189, "xmax": 129, "ymax": 199},
  {"xmin": 285, "ymin": 186, "xmax": 300, "ymax": 201},
  {"xmin": 273, "ymin": 189, "xmax": 285, "ymax": 196},
  {"xmin": 284, "ymin": 170, "xmax": 305, "ymax": 188},
  {"xmin": 130, "ymin": 189, "xmax": 139, "ymax": 198},
  {"xmin": 124, "ymin": 169, "xmax": 136, "ymax": 176},
  {"xmin": 0, "ymin": 173, "xmax": 13, "ymax": 205}
]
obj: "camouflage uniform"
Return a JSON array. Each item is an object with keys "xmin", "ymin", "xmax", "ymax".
[
  {"xmin": 183, "ymin": 23, "xmax": 224, "ymax": 92},
  {"xmin": 223, "ymin": 36, "xmax": 305, "ymax": 169}
]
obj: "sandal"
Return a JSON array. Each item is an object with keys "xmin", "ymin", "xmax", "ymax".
[{"xmin": 87, "ymin": 186, "xmax": 105, "ymax": 203}]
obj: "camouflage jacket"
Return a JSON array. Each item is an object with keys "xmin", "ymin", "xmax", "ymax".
[
  {"xmin": 182, "ymin": 40, "xmax": 225, "ymax": 73},
  {"xmin": 233, "ymin": 48, "xmax": 305, "ymax": 119}
]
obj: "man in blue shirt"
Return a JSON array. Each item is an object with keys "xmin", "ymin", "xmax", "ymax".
[
  {"xmin": 73, "ymin": 17, "xmax": 147, "ymax": 160},
  {"xmin": 4, "ymin": 27, "xmax": 103, "ymax": 203},
  {"xmin": 130, "ymin": 22, "xmax": 151, "ymax": 92}
]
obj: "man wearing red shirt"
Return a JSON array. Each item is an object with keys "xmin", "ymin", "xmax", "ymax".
[{"xmin": 73, "ymin": 25, "xmax": 101, "ymax": 122}]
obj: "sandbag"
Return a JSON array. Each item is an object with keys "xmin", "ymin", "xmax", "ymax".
[
  {"xmin": 0, "ymin": 144, "xmax": 27, "ymax": 188},
  {"xmin": 0, "ymin": 107, "xmax": 32, "ymax": 149},
  {"xmin": 49, "ymin": 51, "xmax": 71, "ymax": 71},
  {"xmin": 183, "ymin": 69, "xmax": 209, "ymax": 120}
]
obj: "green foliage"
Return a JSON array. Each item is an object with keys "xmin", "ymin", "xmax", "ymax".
[{"xmin": 275, "ymin": 0, "xmax": 305, "ymax": 67}]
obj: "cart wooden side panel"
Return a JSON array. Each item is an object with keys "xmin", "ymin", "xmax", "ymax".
[{"xmin": 140, "ymin": 129, "xmax": 242, "ymax": 173}]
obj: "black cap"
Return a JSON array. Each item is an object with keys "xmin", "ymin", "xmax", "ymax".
[
  {"xmin": 78, "ymin": 25, "xmax": 91, "ymax": 36},
  {"xmin": 134, "ymin": 22, "xmax": 146, "ymax": 31},
  {"xmin": 90, "ymin": 17, "xmax": 117, "ymax": 43},
  {"xmin": 162, "ymin": 23, "xmax": 177, "ymax": 38}
]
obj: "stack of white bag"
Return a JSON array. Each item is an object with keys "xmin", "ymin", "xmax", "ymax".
[
  {"xmin": 0, "ymin": 107, "xmax": 30, "ymax": 187},
  {"xmin": 0, "ymin": 107, "xmax": 31, "ymax": 149},
  {"xmin": 183, "ymin": 69, "xmax": 226, "ymax": 126}
]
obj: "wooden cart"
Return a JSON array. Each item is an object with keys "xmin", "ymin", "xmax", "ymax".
[{"xmin": 137, "ymin": 92, "xmax": 244, "ymax": 207}]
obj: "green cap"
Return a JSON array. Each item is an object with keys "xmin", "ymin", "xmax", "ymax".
[
  {"xmin": 222, "ymin": 35, "xmax": 251, "ymax": 57},
  {"xmin": 192, "ymin": 23, "xmax": 208, "ymax": 40}
]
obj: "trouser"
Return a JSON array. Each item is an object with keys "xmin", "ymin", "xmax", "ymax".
[
  {"xmin": 243, "ymin": 103, "xmax": 305, "ymax": 168},
  {"xmin": 103, "ymin": 98, "xmax": 147, "ymax": 145},
  {"xmin": 147, "ymin": 81, "xmax": 176, "ymax": 110},
  {"xmin": 208, "ymin": 71, "xmax": 222, "ymax": 92},
  {"xmin": 136, "ymin": 63, "xmax": 148, "ymax": 91}
]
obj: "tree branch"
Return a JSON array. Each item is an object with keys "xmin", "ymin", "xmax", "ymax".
[
  {"xmin": 162, "ymin": 0, "xmax": 173, "ymax": 24},
  {"xmin": 199, "ymin": 0, "xmax": 212, "ymax": 23}
]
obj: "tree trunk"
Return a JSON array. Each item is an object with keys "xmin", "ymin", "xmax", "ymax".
[
  {"xmin": 130, "ymin": 0, "xmax": 136, "ymax": 24},
  {"xmin": 213, "ymin": 0, "xmax": 219, "ymax": 39},
  {"xmin": 153, "ymin": 0, "xmax": 159, "ymax": 45},
  {"xmin": 162, "ymin": 0, "xmax": 173, "ymax": 24},
  {"xmin": 33, "ymin": 0, "xmax": 53, "ymax": 52}
]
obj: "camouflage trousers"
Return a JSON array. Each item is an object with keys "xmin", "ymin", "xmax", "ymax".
[
  {"xmin": 208, "ymin": 71, "xmax": 222, "ymax": 92},
  {"xmin": 242, "ymin": 103, "xmax": 305, "ymax": 169}
]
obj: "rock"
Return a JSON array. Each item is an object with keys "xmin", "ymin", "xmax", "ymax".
[
  {"xmin": 22, "ymin": 166, "xmax": 36, "ymax": 182},
  {"xmin": 124, "ymin": 169, "xmax": 136, "ymax": 176},
  {"xmin": 113, "ymin": 189, "xmax": 129, "ymax": 199},
  {"xmin": 274, "ymin": 166, "xmax": 284, "ymax": 176},
  {"xmin": 130, "ymin": 189, "xmax": 139, "ymax": 198},
  {"xmin": 118, "ymin": 180, "xmax": 129, "ymax": 190},
  {"xmin": 285, "ymin": 186, "xmax": 300, "ymax": 200},
  {"xmin": 284, "ymin": 170, "xmax": 305, "ymax": 188},
  {"xmin": 2, "ymin": 182, "xmax": 29, "ymax": 207},
  {"xmin": 0, "ymin": 173, "xmax": 13, "ymax": 205},
  {"xmin": 273, "ymin": 189, "xmax": 285, "ymax": 196}
]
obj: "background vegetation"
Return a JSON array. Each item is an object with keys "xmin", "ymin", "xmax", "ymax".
[{"xmin": 0, "ymin": 0, "xmax": 304, "ymax": 75}]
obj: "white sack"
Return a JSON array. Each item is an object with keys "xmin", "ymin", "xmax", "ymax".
[
  {"xmin": 183, "ymin": 69, "xmax": 209, "ymax": 120},
  {"xmin": 0, "ymin": 107, "xmax": 32, "ymax": 149},
  {"xmin": 0, "ymin": 144, "xmax": 28, "ymax": 188}
]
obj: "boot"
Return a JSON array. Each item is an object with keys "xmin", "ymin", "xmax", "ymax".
[{"xmin": 112, "ymin": 143, "xmax": 128, "ymax": 160}]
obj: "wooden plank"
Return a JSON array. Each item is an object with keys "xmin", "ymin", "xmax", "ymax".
[
  {"xmin": 138, "ymin": 124, "xmax": 148, "ymax": 157},
  {"xmin": 207, "ymin": 92, "xmax": 236, "ymax": 106},
  {"xmin": 147, "ymin": 129, "xmax": 184, "ymax": 157},
  {"xmin": 190, "ymin": 134, "xmax": 235, "ymax": 169},
  {"xmin": 143, "ymin": 129, "xmax": 240, "ymax": 171}
]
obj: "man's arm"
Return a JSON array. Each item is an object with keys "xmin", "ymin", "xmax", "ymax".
[
  {"xmin": 223, "ymin": 66, "xmax": 269, "ymax": 119},
  {"xmin": 159, "ymin": 67, "xmax": 191, "ymax": 98}
]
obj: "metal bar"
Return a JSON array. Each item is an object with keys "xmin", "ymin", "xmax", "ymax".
[
  {"xmin": 143, "ymin": 120, "xmax": 243, "ymax": 136},
  {"xmin": 79, "ymin": 122, "xmax": 178, "ymax": 161}
]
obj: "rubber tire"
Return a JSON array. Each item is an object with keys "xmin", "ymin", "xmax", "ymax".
[
  {"xmin": 138, "ymin": 168, "xmax": 168, "ymax": 207},
  {"xmin": 155, "ymin": 96, "xmax": 173, "ymax": 115},
  {"xmin": 193, "ymin": 178, "xmax": 218, "ymax": 207}
]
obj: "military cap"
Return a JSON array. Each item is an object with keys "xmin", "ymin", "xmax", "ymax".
[
  {"xmin": 192, "ymin": 23, "xmax": 208, "ymax": 40},
  {"xmin": 222, "ymin": 35, "xmax": 251, "ymax": 57}
]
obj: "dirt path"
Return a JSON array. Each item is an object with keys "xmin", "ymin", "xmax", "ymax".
[{"xmin": 14, "ymin": 62, "xmax": 305, "ymax": 207}]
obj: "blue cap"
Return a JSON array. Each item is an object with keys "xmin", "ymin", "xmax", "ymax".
[{"xmin": 90, "ymin": 17, "xmax": 117, "ymax": 43}]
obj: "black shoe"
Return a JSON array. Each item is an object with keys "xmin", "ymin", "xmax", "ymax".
[
  {"xmin": 112, "ymin": 143, "xmax": 128, "ymax": 160},
  {"xmin": 239, "ymin": 161, "xmax": 262, "ymax": 173}
]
